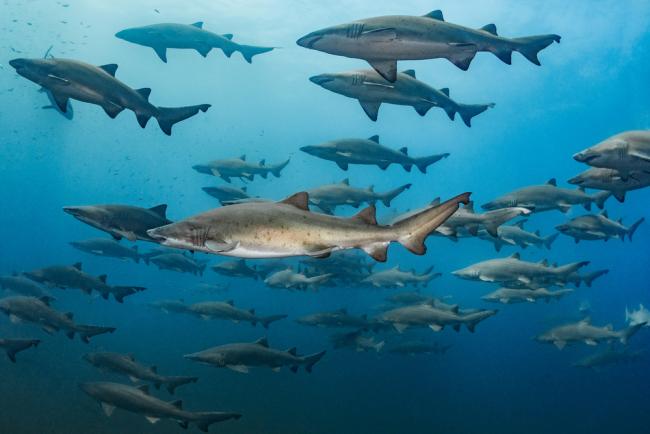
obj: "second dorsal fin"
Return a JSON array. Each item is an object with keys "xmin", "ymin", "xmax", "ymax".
[
  {"xmin": 352, "ymin": 205, "xmax": 377, "ymax": 225},
  {"xmin": 99, "ymin": 64, "xmax": 118, "ymax": 76},
  {"xmin": 280, "ymin": 192, "xmax": 310, "ymax": 211}
]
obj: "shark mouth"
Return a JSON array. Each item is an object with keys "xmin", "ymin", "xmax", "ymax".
[
  {"xmin": 575, "ymin": 154, "xmax": 599, "ymax": 163},
  {"xmin": 309, "ymin": 75, "xmax": 334, "ymax": 86}
]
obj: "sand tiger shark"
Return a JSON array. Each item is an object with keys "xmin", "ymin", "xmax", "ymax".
[
  {"xmin": 116, "ymin": 21, "xmax": 274, "ymax": 63},
  {"xmin": 536, "ymin": 318, "xmax": 646, "ymax": 350},
  {"xmin": 297, "ymin": 9, "xmax": 561, "ymax": 81},
  {"xmin": 9, "ymin": 58, "xmax": 210, "ymax": 135},
  {"xmin": 573, "ymin": 130, "xmax": 650, "ymax": 179},
  {"xmin": 147, "ymin": 191, "xmax": 471, "ymax": 262},
  {"xmin": 309, "ymin": 68, "xmax": 494, "ymax": 125}
]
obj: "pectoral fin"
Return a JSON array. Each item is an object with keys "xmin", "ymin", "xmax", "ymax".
[
  {"xmin": 358, "ymin": 100, "xmax": 381, "ymax": 121},
  {"xmin": 585, "ymin": 339, "xmax": 598, "ymax": 346},
  {"xmin": 393, "ymin": 323, "xmax": 408, "ymax": 333},
  {"xmin": 205, "ymin": 240, "xmax": 238, "ymax": 253},
  {"xmin": 145, "ymin": 416, "xmax": 160, "ymax": 424},
  {"xmin": 51, "ymin": 92, "xmax": 70, "ymax": 112},
  {"xmin": 366, "ymin": 58, "xmax": 397, "ymax": 82},
  {"xmin": 226, "ymin": 364, "xmax": 249, "ymax": 374},
  {"xmin": 101, "ymin": 402, "xmax": 116, "ymax": 417},
  {"xmin": 429, "ymin": 324, "xmax": 443, "ymax": 332},
  {"xmin": 152, "ymin": 46, "xmax": 167, "ymax": 62},
  {"xmin": 553, "ymin": 340, "xmax": 566, "ymax": 350}
]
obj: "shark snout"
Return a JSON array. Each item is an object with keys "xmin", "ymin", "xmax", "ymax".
[
  {"xmin": 9, "ymin": 58, "xmax": 27, "ymax": 70},
  {"xmin": 573, "ymin": 151, "xmax": 598, "ymax": 163},
  {"xmin": 296, "ymin": 32, "xmax": 323, "ymax": 48},
  {"xmin": 146, "ymin": 227, "xmax": 167, "ymax": 243},
  {"xmin": 309, "ymin": 74, "xmax": 334, "ymax": 86},
  {"xmin": 63, "ymin": 206, "xmax": 82, "ymax": 217},
  {"xmin": 567, "ymin": 175, "xmax": 583, "ymax": 185}
]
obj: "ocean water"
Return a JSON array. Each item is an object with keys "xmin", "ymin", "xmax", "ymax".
[{"xmin": 1, "ymin": 1, "xmax": 649, "ymax": 433}]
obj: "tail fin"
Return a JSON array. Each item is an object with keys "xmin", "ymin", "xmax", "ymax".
[
  {"xmin": 627, "ymin": 218, "xmax": 645, "ymax": 241},
  {"xmin": 456, "ymin": 103, "xmax": 495, "ymax": 127},
  {"xmin": 581, "ymin": 269, "xmax": 609, "ymax": 287},
  {"xmin": 413, "ymin": 153, "xmax": 450, "ymax": 174},
  {"xmin": 164, "ymin": 376, "xmax": 198, "ymax": 395},
  {"xmin": 374, "ymin": 341, "xmax": 385, "ymax": 352},
  {"xmin": 306, "ymin": 273, "xmax": 332, "ymax": 289},
  {"xmin": 380, "ymin": 183, "xmax": 411, "ymax": 207},
  {"xmin": 260, "ymin": 314, "xmax": 288, "ymax": 329},
  {"xmin": 191, "ymin": 412, "xmax": 242, "ymax": 432},
  {"xmin": 271, "ymin": 159, "xmax": 290, "ymax": 177},
  {"xmin": 619, "ymin": 322, "xmax": 645, "ymax": 345},
  {"xmin": 238, "ymin": 44, "xmax": 274, "ymax": 63},
  {"xmin": 76, "ymin": 325, "xmax": 116, "ymax": 343},
  {"xmin": 303, "ymin": 350, "xmax": 326, "ymax": 373},
  {"xmin": 592, "ymin": 191, "xmax": 611, "ymax": 210},
  {"xmin": 512, "ymin": 34, "xmax": 561, "ymax": 65},
  {"xmin": 393, "ymin": 193, "xmax": 471, "ymax": 255},
  {"xmin": 155, "ymin": 104, "xmax": 211, "ymax": 135},
  {"xmin": 544, "ymin": 233, "xmax": 559, "ymax": 250}
]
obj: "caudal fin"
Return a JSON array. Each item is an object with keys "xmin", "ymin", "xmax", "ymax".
[
  {"xmin": 380, "ymin": 184, "xmax": 411, "ymax": 207},
  {"xmin": 76, "ymin": 325, "xmax": 116, "ymax": 343},
  {"xmin": 164, "ymin": 376, "xmax": 198, "ymax": 395},
  {"xmin": 156, "ymin": 104, "xmax": 211, "ymax": 135},
  {"xmin": 544, "ymin": 233, "xmax": 559, "ymax": 250},
  {"xmin": 619, "ymin": 322, "xmax": 645, "ymax": 345},
  {"xmin": 581, "ymin": 269, "xmax": 608, "ymax": 288},
  {"xmin": 592, "ymin": 191, "xmax": 611, "ymax": 209},
  {"xmin": 413, "ymin": 153, "xmax": 450, "ymax": 174},
  {"xmin": 271, "ymin": 159, "xmax": 290, "ymax": 177},
  {"xmin": 306, "ymin": 274, "xmax": 333, "ymax": 290},
  {"xmin": 238, "ymin": 44, "xmax": 275, "ymax": 63},
  {"xmin": 457, "ymin": 103, "xmax": 495, "ymax": 127},
  {"xmin": 556, "ymin": 261, "xmax": 590, "ymax": 275},
  {"xmin": 303, "ymin": 350, "xmax": 326, "ymax": 373},
  {"xmin": 260, "ymin": 314, "xmax": 288, "ymax": 329},
  {"xmin": 191, "ymin": 411, "xmax": 242, "ymax": 432},
  {"xmin": 394, "ymin": 193, "xmax": 471, "ymax": 255},
  {"xmin": 627, "ymin": 218, "xmax": 645, "ymax": 241},
  {"xmin": 512, "ymin": 34, "xmax": 561, "ymax": 65}
]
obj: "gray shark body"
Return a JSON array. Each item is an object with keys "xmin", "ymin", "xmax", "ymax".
[
  {"xmin": 556, "ymin": 211, "xmax": 644, "ymax": 243},
  {"xmin": 626, "ymin": 304, "xmax": 650, "ymax": 327},
  {"xmin": 482, "ymin": 178, "xmax": 610, "ymax": 213},
  {"xmin": 482, "ymin": 287, "xmax": 573, "ymax": 304},
  {"xmin": 264, "ymin": 268, "xmax": 332, "ymax": 291},
  {"xmin": 573, "ymin": 347, "xmax": 644, "ymax": 370},
  {"xmin": 308, "ymin": 178, "xmax": 411, "ymax": 213},
  {"xmin": 309, "ymin": 68, "xmax": 494, "ymax": 125},
  {"xmin": 361, "ymin": 266, "xmax": 440, "ymax": 288},
  {"xmin": 150, "ymin": 253, "xmax": 207, "ymax": 276},
  {"xmin": 80, "ymin": 382, "xmax": 240, "ymax": 431},
  {"xmin": 385, "ymin": 291, "xmax": 436, "ymax": 306},
  {"xmin": 70, "ymin": 238, "xmax": 141, "ymax": 263},
  {"xmin": 569, "ymin": 168, "xmax": 650, "ymax": 203},
  {"xmin": 301, "ymin": 135, "xmax": 448, "ymax": 172},
  {"xmin": 388, "ymin": 341, "xmax": 451, "ymax": 356},
  {"xmin": 297, "ymin": 9, "xmax": 560, "ymax": 81},
  {"xmin": 184, "ymin": 337, "xmax": 326, "ymax": 374},
  {"xmin": 329, "ymin": 330, "xmax": 384, "ymax": 352},
  {"xmin": 0, "ymin": 295, "xmax": 115, "ymax": 342},
  {"xmin": 63, "ymin": 203, "xmax": 171, "ymax": 242},
  {"xmin": 434, "ymin": 202, "xmax": 530, "ymax": 238},
  {"xmin": 211, "ymin": 259, "xmax": 259, "ymax": 279},
  {"xmin": 116, "ymin": 21, "xmax": 274, "ymax": 63},
  {"xmin": 9, "ymin": 58, "xmax": 210, "ymax": 135},
  {"xmin": 296, "ymin": 308, "xmax": 380, "ymax": 330},
  {"xmin": 536, "ymin": 318, "xmax": 645, "ymax": 350},
  {"xmin": 148, "ymin": 300, "xmax": 191, "ymax": 315},
  {"xmin": 147, "ymin": 191, "xmax": 470, "ymax": 262},
  {"xmin": 494, "ymin": 220, "xmax": 559, "ymax": 250},
  {"xmin": 187, "ymin": 300, "xmax": 287, "ymax": 328},
  {"xmin": 202, "ymin": 185, "xmax": 251, "ymax": 205},
  {"xmin": 381, "ymin": 303, "xmax": 497, "ymax": 333},
  {"xmin": 192, "ymin": 155, "xmax": 290, "ymax": 183},
  {"xmin": 83, "ymin": 352, "xmax": 198, "ymax": 394},
  {"xmin": 0, "ymin": 338, "xmax": 40, "ymax": 362},
  {"xmin": 573, "ymin": 130, "xmax": 650, "ymax": 178},
  {"xmin": 0, "ymin": 275, "xmax": 51, "ymax": 298}
]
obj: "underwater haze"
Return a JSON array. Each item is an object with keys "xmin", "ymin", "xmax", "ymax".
[{"xmin": 1, "ymin": 0, "xmax": 650, "ymax": 433}]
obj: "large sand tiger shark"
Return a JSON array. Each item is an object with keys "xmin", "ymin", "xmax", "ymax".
[{"xmin": 147, "ymin": 191, "xmax": 470, "ymax": 262}]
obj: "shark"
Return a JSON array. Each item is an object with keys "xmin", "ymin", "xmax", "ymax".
[
  {"xmin": 307, "ymin": 178, "xmax": 411, "ymax": 214},
  {"xmin": 0, "ymin": 338, "xmax": 40, "ymax": 363},
  {"xmin": 297, "ymin": 9, "xmax": 560, "ymax": 81},
  {"xmin": 432, "ymin": 201, "xmax": 531, "ymax": 238},
  {"xmin": 192, "ymin": 155, "xmax": 290, "ymax": 183},
  {"xmin": 0, "ymin": 274, "xmax": 52, "ymax": 298},
  {"xmin": 573, "ymin": 130, "xmax": 650, "ymax": 179},
  {"xmin": 481, "ymin": 287, "xmax": 574, "ymax": 304},
  {"xmin": 556, "ymin": 211, "xmax": 644, "ymax": 243},
  {"xmin": 264, "ymin": 268, "xmax": 332, "ymax": 291},
  {"xmin": 149, "ymin": 253, "xmax": 208, "ymax": 276},
  {"xmin": 361, "ymin": 266, "xmax": 440, "ymax": 288},
  {"xmin": 380, "ymin": 303, "xmax": 497, "ymax": 333},
  {"xmin": 186, "ymin": 300, "xmax": 287, "ymax": 328},
  {"xmin": 69, "ymin": 238, "xmax": 142, "ymax": 263},
  {"xmin": 202, "ymin": 185, "xmax": 252, "ymax": 205},
  {"xmin": 536, "ymin": 318, "xmax": 646, "ymax": 350},
  {"xmin": 569, "ymin": 168, "xmax": 650, "ymax": 203},
  {"xmin": 625, "ymin": 304, "xmax": 650, "ymax": 327}
]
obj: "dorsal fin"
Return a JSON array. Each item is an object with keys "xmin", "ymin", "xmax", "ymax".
[
  {"xmin": 149, "ymin": 204, "xmax": 168, "ymax": 218},
  {"xmin": 546, "ymin": 178, "xmax": 557, "ymax": 186},
  {"xmin": 287, "ymin": 347, "xmax": 297, "ymax": 356},
  {"xmin": 538, "ymin": 259, "xmax": 548, "ymax": 266},
  {"xmin": 98, "ymin": 274, "xmax": 107, "ymax": 283},
  {"xmin": 191, "ymin": 21, "xmax": 203, "ymax": 28},
  {"xmin": 605, "ymin": 323, "xmax": 613, "ymax": 331},
  {"xmin": 136, "ymin": 88, "xmax": 151, "ymax": 100},
  {"xmin": 221, "ymin": 33, "xmax": 233, "ymax": 40},
  {"xmin": 241, "ymin": 186, "xmax": 247, "ymax": 192},
  {"xmin": 367, "ymin": 185, "xmax": 374, "ymax": 192},
  {"xmin": 259, "ymin": 159, "xmax": 265, "ymax": 166},
  {"xmin": 601, "ymin": 210, "xmax": 608, "ymax": 218},
  {"xmin": 430, "ymin": 197, "xmax": 441, "ymax": 206},
  {"xmin": 249, "ymin": 308, "xmax": 255, "ymax": 315},
  {"xmin": 464, "ymin": 201, "xmax": 475, "ymax": 212},
  {"xmin": 136, "ymin": 384, "xmax": 149, "ymax": 394},
  {"xmin": 401, "ymin": 69, "xmax": 416, "ymax": 78},
  {"xmin": 439, "ymin": 88, "xmax": 450, "ymax": 97},
  {"xmin": 534, "ymin": 230, "xmax": 540, "ymax": 236},
  {"xmin": 479, "ymin": 24, "xmax": 498, "ymax": 35},
  {"xmin": 399, "ymin": 147, "xmax": 408, "ymax": 155},
  {"xmin": 99, "ymin": 64, "xmax": 118, "ymax": 76},
  {"xmin": 510, "ymin": 252, "xmax": 520, "ymax": 260},
  {"xmin": 73, "ymin": 262, "xmax": 82, "ymax": 270},
  {"xmin": 368, "ymin": 135, "xmax": 379, "ymax": 143},
  {"xmin": 65, "ymin": 312, "xmax": 74, "ymax": 320},
  {"xmin": 423, "ymin": 10, "xmax": 444, "ymax": 21},
  {"xmin": 169, "ymin": 400, "xmax": 183, "ymax": 409},
  {"xmin": 580, "ymin": 316, "xmax": 591, "ymax": 324},
  {"xmin": 513, "ymin": 219, "xmax": 526, "ymax": 228},
  {"xmin": 239, "ymin": 154, "xmax": 246, "ymax": 161},
  {"xmin": 254, "ymin": 337, "xmax": 269, "ymax": 347},
  {"xmin": 352, "ymin": 205, "xmax": 377, "ymax": 225},
  {"xmin": 225, "ymin": 299, "xmax": 234, "ymax": 306},
  {"xmin": 279, "ymin": 192, "xmax": 310, "ymax": 211},
  {"xmin": 150, "ymin": 365, "xmax": 157, "ymax": 373},
  {"xmin": 340, "ymin": 178, "xmax": 350, "ymax": 185}
]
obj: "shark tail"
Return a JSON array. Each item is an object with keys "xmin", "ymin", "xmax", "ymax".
[
  {"xmin": 163, "ymin": 375, "xmax": 199, "ymax": 395},
  {"xmin": 544, "ymin": 233, "xmax": 559, "ymax": 250},
  {"xmin": 581, "ymin": 269, "xmax": 609, "ymax": 288},
  {"xmin": 271, "ymin": 158, "xmax": 291, "ymax": 177},
  {"xmin": 456, "ymin": 103, "xmax": 495, "ymax": 127},
  {"xmin": 619, "ymin": 322, "xmax": 645, "ymax": 345},
  {"xmin": 306, "ymin": 273, "xmax": 333, "ymax": 290},
  {"xmin": 155, "ymin": 104, "xmax": 211, "ymax": 135},
  {"xmin": 4, "ymin": 340, "xmax": 40, "ymax": 363},
  {"xmin": 260, "ymin": 314, "xmax": 288, "ymax": 329},
  {"xmin": 303, "ymin": 350, "xmax": 326, "ymax": 373},
  {"xmin": 627, "ymin": 218, "xmax": 645, "ymax": 241},
  {"xmin": 380, "ymin": 183, "xmax": 412, "ymax": 207},
  {"xmin": 374, "ymin": 341, "xmax": 385, "ymax": 352},
  {"xmin": 511, "ymin": 34, "xmax": 561, "ymax": 65},
  {"xmin": 393, "ymin": 193, "xmax": 471, "ymax": 255},
  {"xmin": 189, "ymin": 412, "xmax": 242, "ymax": 432},
  {"xmin": 75, "ymin": 325, "xmax": 116, "ymax": 343},
  {"xmin": 591, "ymin": 191, "xmax": 611, "ymax": 209},
  {"xmin": 413, "ymin": 153, "xmax": 450, "ymax": 174},
  {"xmin": 238, "ymin": 44, "xmax": 275, "ymax": 63}
]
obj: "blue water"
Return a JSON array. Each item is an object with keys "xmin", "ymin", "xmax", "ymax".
[{"xmin": 1, "ymin": 1, "xmax": 649, "ymax": 433}]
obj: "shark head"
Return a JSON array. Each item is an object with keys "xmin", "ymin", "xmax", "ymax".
[
  {"xmin": 147, "ymin": 220, "xmax": 229, "ymax": 253},
  {"xmin": 9, "ymin": 58, "xmax": 55, "ymax": 83},
  {"xmin": 63, "ymin": 205, "xmax": 109, "ymax": 227},
  {"xmin": 481, "ymin": 194, "xmax": 517, "ymax": 211},
  {"xmin": 299, "ymin": 143, "xmax": 336, "ymax": 159},
  {"xmin": 184, "ymin": 351, "xmax": 226, "ymax": 367},
  {"xmin": 451, "ymin": 266, "xmax": 481, "ymax": 281},
  {"xmin": 115, "ymin": 26, "xmax": 157, "ymax": 44},
  {"xmin": 297, "ymin": 24, "xmax": 353, "ymax": 52},
  {"xmin": 309, "ymin": 72, "xmax": 356, "ymax": 94},
  {"xmin": 192, "ymin": 164, "xmax": 213, "ymax": 175},
  {"xmin": 573, "ymin": 134, "xmax": 629, "ymax": 167}
]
